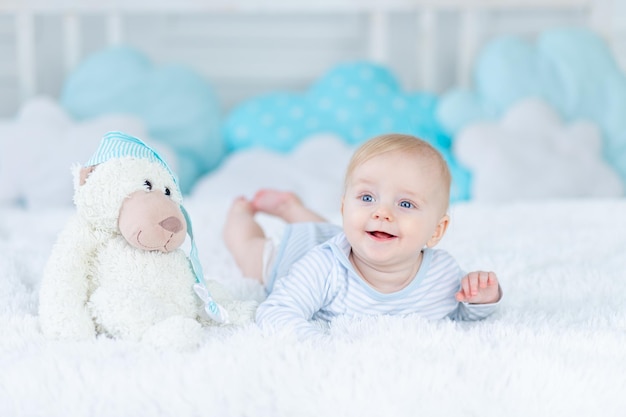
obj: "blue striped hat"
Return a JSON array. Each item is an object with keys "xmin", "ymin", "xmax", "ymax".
[
  {"xmin": 85, "ymin": 131, "xmax": 229, "ymax": 324},
  {"xmin": 85, "ymin": 131, "xmax": 178, "ymax": 184}
]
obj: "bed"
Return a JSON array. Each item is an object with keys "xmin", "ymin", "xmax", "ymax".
[{"xmin": 1, "ymin": 1, "xmax": 626, "ymax": 416}]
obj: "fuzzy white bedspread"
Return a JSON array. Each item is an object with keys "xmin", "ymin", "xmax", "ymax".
[{"xmin": 2, "ymin": 140, "xmax": 626, "ymax": 416}]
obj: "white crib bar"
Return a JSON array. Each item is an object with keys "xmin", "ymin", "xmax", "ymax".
[
  {"xmin": 15, "ymin": 12, "xmax": 36, "ymax": 103},
  {"xmin": 63, "ymin": 13, "xmax": 80, "ymax": 74},
  {"xmin": 457, "ymin": 10, "xmax": 481, "ymax": 89},
  {"xmin": 418, "ymin": 9, "xmax": 438, "ymax": 92},
  {"xmin": 367, "ymin": 10, "xmax": 389, "ymax": 64},
  {"xmin": 62, "ymin": 14, "xmax": 122, "ymax": 80},
  {"xmin": 106, "ymin": 14, "xmax": 124, "ymax": 46}
]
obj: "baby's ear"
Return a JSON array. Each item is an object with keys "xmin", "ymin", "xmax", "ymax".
[{"xmin": 426, "ymin": 214, "xmax": 450, "ymax": 248}]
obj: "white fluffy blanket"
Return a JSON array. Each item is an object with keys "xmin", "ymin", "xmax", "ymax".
[{"xmin": 2, "ymin": 138, "xmax": 626, "ymax": 416}]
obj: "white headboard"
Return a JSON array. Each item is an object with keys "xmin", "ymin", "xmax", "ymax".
[{"xmin": 0, "ymin": 0, "xmax": 624, "ymax": 118}]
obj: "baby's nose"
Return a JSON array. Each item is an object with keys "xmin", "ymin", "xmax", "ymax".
[
  {"xmin": 372, "ymin": 205, "xmax": 393, "ymax": 221},
  {"xmin": 160, "ymin": 216, "xmax": 183, "ymax": 233}
]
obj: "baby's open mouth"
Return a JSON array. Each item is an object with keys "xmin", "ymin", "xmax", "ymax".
[{"xmin": 367, "ymin": 231, "xmax": 396, "ymax": 239}]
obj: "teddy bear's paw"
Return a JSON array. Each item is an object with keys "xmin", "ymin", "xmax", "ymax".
[
  {"xmin": 141, "ymin": 316, "xmax": 204, "ymax": 350},
  {"xmin": 39, "ymin": 313, "xmax": 97, "ymax": 341}
]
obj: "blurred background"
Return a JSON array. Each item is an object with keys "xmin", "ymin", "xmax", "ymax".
[{"xmin": 1, "ymin": 0, "xmax": 625, "ymax": 206}]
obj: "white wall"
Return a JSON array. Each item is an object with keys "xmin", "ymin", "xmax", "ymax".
[{"xmin": 0, "ymin": 1, "xmax": 623, "ymax": 118}]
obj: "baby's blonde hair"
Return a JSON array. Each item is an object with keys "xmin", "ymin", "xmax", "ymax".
[{"xmin": 344, "ymin": 133, "xmax": 452, "ymax": 210}]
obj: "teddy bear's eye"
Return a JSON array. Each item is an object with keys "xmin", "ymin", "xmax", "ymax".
[
  {"xmin": 164, "ymin": 187, "xmax": 171, "ymax": 196},
  {"xmin": 143, "ymin": 180, "xmax": 152, "ymax": 191}
]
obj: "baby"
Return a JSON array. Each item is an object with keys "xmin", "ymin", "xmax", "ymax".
[{"xmin": 224, "ymin": 133, "xmax": 501, "ymax": 338}]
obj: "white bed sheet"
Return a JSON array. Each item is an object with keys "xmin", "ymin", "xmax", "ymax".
[{"xmin": 1, "ymin": 136, "xmax": 625, "ymax": 417}]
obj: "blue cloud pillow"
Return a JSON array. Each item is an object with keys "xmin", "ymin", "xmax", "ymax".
[
  {"xmin": 437, "ymin": 27, "xmax": 626, "ymax": 185},
  {"xmin": 60, "ymin": 46, "xmax": 223, "ymax": 193},
  {"xmin": 223, "ymin": 61, "xmax": 469, "ymax": 201}
]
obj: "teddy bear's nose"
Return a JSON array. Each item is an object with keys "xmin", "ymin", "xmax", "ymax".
[{"xmin": 159, "ymin": 216, "xmax": 183, "ymax": 233}]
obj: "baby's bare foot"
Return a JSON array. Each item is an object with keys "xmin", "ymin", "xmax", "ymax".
[
  {"xmin": 252, "ymin": 189, "xmax": 326, "ymax": 223},
  {"xmin": 229, "ymin": 196, "xmax": 256, "ymax": 216},
  {"xmin": 252, "ymin": 189, "xmax": 301, "ymax": 217}
]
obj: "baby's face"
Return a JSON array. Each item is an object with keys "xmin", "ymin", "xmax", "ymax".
[{"xmin": 342, "ymin": 150, "xmax": 448, "ymax": 272}]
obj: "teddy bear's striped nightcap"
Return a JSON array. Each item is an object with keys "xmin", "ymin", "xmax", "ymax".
[{"xmin": 85, "ymin": 131, "xmax": 178, "ymax": 185}]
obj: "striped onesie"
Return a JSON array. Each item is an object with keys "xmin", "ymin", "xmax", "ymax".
[{"xmin": 257, "ymin": 223, "xmax": 500, "ymax": 339}]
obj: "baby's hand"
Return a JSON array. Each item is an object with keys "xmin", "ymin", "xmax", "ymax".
[{"xmin": 455, "ymin": 271, "xmax": 500, "ymax": 304}]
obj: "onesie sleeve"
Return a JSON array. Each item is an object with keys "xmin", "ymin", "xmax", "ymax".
[{"xmin": 255, "ymin": 246, "xmax": 336, "ymax": 340}]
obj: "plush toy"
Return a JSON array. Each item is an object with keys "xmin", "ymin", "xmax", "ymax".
[{"xmin": 39, "ymin": 131, "xmax": 256, "ymax": 347}]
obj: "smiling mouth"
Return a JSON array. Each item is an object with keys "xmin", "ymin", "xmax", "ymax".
[{"xmin": 367, "ymin": 231, "xmax": 396, "ymax": 240}]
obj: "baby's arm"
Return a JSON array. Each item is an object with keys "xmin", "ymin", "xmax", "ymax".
[
  {"xmin": 256, "ymin": 250, "xmax": 333, "ymax": 339},
  {"xmin": 455, "ymin": 271, "xmax": 501, "ymax": 304}
]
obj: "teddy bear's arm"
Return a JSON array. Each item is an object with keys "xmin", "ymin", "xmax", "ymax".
[{"xmin": 39, "ymin": 216, "xmax": 98, "ymax": 340}]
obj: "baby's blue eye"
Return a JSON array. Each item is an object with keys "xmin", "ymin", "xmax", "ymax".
[
  {"xmin": 399, "ymin": 201, "xmax": 413, "ymax": 209},
  {"xmin": 361, "ymin": 194, "xmax": 373, "ymax": 202}
]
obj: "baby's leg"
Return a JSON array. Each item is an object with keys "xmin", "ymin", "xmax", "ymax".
[
  {"xmin": 252, "ymin": 189, "xmax": 326, "ymax": 223},
  {"xmin": 222, "ymin": 197, "xmax": 266, "ymax": 282}
]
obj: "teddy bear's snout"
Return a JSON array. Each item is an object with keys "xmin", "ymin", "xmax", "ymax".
[{"xmin": 159, "ymin": 216, "xmax": 183, "ymax": 233}]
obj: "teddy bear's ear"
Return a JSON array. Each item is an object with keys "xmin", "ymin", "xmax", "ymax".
[{"xmin": 78, "ymin": 166, "xmax": 96, "ymax": 186}]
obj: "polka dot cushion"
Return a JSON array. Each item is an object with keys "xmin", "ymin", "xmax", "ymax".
[{"xmin": 223, "ymin": 61, "xmax": 469, "ymax": 201}]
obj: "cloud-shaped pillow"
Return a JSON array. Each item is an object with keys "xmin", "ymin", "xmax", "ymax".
[
  {"xmin": 223, "ymin": 61, "xmax": 469, "ymax": 201},
  {"xmin": 225, "ymin": 61, "xmax": 450, "ymax": 150},
  {"xmin": 60, "ymin": 46, "xmax": 222, "ymax": 193},
  {"xmin": 0, "ymin": 97, "xmax": 177, "ymax": 209},
  {"xmin": 190, "ymin": 133, "xmax": 352, "ymax": 216},
  {"xmin": 453, "ymin": 98, "xmax": 624, "ymax": 201},
  {"xmin": 437, "ymin": 27, "xmax": 626, "ymax": 185}
]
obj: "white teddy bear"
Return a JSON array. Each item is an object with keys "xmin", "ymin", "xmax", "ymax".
[{"xmin": 39, "ymin": 131, "xmax": 256, "ymax": 347}]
